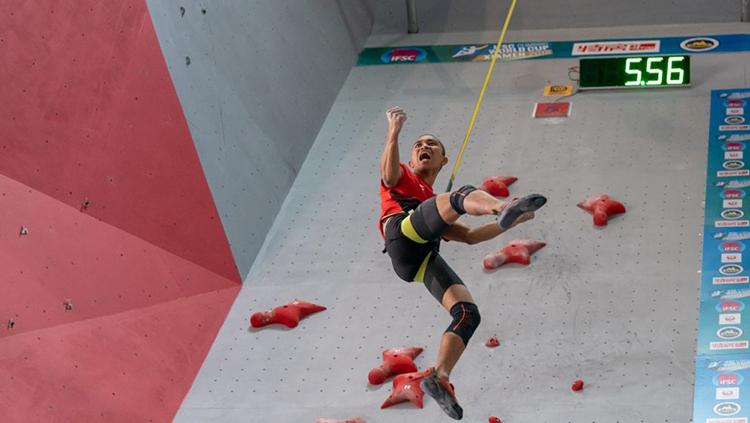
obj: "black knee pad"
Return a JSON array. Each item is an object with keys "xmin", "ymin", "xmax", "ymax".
[
  {"xmin": 449, "ymin": 185, "xmax": 477, "ymax": 215},
  {"xmin": 445, "ymin": 302, "xmax": 480, "ymax": 346}
]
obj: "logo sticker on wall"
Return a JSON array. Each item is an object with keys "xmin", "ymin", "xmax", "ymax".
[
  {"xmin": 726, "ymin": 107, "xmax": 745, "ymax": 116},
  {"xmin": 381, "ymin": 48, "xmax": 428, "ymax": 64},
  {"xmin": 720, "ymin": 264, "xmax": 745, "ymax": 276},
  {"xmin": 723, "ymin": 143, "xmax": 746, "ymax": 152},
  {"xmin": 681, "ymin": 37, "xmax": 720, "ymax": 52},
  {"xmin": 713, "ymin": 401, "xmax": 742, "ymax": 416},
  {"xmin": 722, "ymin": 209, "xmax": 746, "ymax": 220},
  {"xmin": 572, "ymin": 40, "xmax": 660, "ymax": 55},
  {"xmin": 719, "ymin": 134, "xmax": 750, "ymax": 142},
  {"xmin": 724, "ymin": 161, "xmax": 746, "ymax": 170},
  {"xmin": 713, "ymin": 372, "xmax": 744, "ymax": 386},
  {"xmin": 717, "ymin": 301, "xmax": 746, "ymax": 312},
  {"xmin": 722, "ymin": 189, "xmax": 747, "ymax": 199},
  {"xmin": 717, "ymin": 327, "xmax": 744, "ymax": 340},
  {"xmin": 721, "ymin": 241, "xmax": 747, "ymax": 253},
  {"xmin": 727, "ymin": 99, "xmax": 747, "ymax": 108},
  {"xmin": 726, "ymin": 116, "xmax": 747, "ymax": 125}
]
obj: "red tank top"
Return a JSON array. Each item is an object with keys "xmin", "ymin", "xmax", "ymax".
[{"xmin": 379, "ymin": 163, "xmax": 435, "ymax": 238}]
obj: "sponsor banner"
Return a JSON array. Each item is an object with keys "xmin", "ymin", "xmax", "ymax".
[
  {"xmin": 707, "ymin": 91, "xmax": 750, "ymax": 227},
  {"xmin": 357, "ymin": 34, "xmax": 750, "ymax": 65},
  {"xmin": 698, "ymin": 300, "xmax": 750, "ymax": 355},
  {"xmin": 702, "ymin": 231, "xmax": 750, "ymax": 297},
  {"xmin": 695, "ymin": 355, "xmax": 750, "ymax": 422},
  {"xmin": 705, "ymin": 187, "xmax": 750, "ymax": 227},
  {"xmin": 699, "ymin": 91, "xmax": 750, "ymax": 421},
  {"xmin": 571, "ymin": 40, "xmax": 659, "ymax": 56},
  {"xmin": 450, "ymin": 42, "xmax": 553, "ymax": 62}
]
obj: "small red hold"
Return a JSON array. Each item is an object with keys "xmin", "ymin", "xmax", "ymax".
[
  {"xmin": 369, "ymin": 346, "xmax": 423, "ymax": 385},
  {"xmin": 249, "ymin": 300, "xmax": 326, "ymax": 329},
  {"xmin": 571, "ymin": 379, "xmax": 584, "ymax": 392},
  {"xmin": 485, "ymin": 336, "xmax": 500, "ymax": 348},
  {"xmin": 577, "ymin": 195, "xmax": 626, "ymax": 226},
  {"xmin": 481, "ymin": 176, "xmax": 517, "ymax": 197},
  {"xmin": 314, "ymin": 418, "xmax": 365, "ymax": 423},
  {"xmin": 483, "ymin": 240, "xmax": 546, "ymax": 269},
  {"xmin": 489, "ymin": 417, "xmax": 502, "ymax": 423},
  {"xmin": 381, "ymin": 369, "xmax": 430, "ymax": 409}
]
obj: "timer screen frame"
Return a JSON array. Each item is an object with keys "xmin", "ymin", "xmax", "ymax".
[{"xmin": 579, "ymin": 55, "xmax": 691, "ymax": 89}]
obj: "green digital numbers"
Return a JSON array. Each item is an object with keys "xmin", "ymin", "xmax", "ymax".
[
  {"xmin": 625, "ymin": 56, "xmax": 686, "ymax": 86},
  {"xmin": 578, "ymin": 55, "xmax": 690, "ymax": 89},
  {"xmin": 624, "ymin": 58, "xmax": 643, "ymax": 86},
  {"xmin": 646, "ymin": 57, "xmax": 663, "ymax": 85},
  {"xmin": 666, "ymin": 56, "xmax": 685, "ymax": 84}
]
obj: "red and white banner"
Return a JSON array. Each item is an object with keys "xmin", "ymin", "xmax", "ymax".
[{"xmin": 572, "ymin": 40, "xmax": 660, "ymax": 56}]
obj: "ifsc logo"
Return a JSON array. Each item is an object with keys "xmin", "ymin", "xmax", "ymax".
[
  {"xmin": 717, "ymin": 301, "xmax": 745, "ymax": 312},
  {"xmin": 722, "ymin": 189, "xmax": 747, "ymax": 199},
  {"xmin": 714, "ymin": 372, "xmax": 744, "ymax": 386},
  {"xmin": 722, "ymin": 209, "xmax": 745, "ymax": 220},
  {"xmin": 713, "ymin": 401, "xmax": 741, "ymax": 416},
  {"xmin": 381, "ymin": 48, "xmax": 427, "ymax": 64},
  {"xmin": 723, "ymin": 143, "xmax": 746, "ymax": 152},
  {"xmin": 720, "ymin": 241, "xmax": 746, "ymax": 253},
  {"xmin": 726, "ymin": 99, "xmax": 747, "ymax": 108},
  {"xmin": 717, "ymin": 326, "xmax": 743, "ymax": 340},
  {"xmin": 681, "ymin": 37, "xmax": 720, "ymax": 52}
]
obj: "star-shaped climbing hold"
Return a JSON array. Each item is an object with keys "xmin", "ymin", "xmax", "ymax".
[
  {"xmin": 381, "ymin": 369, "xmax": 430, "ymax": 409},
  {"xmin": 481, "ymin": 176, "xmax": 517, "ymax": 197},
  {"xmin": 577, "ymin": 194, "xmax": 626, "ymax": 226},
  {"xmin": 483, "ymin": 240, "xmax": 546, "ymax": 269},
  {"xmin": 369, "ymin": 346, "xmax": 424, "ymax": 385},
  {"xmin": 249, "ymin": 300, "xmax": 326, "ymax": 328}
]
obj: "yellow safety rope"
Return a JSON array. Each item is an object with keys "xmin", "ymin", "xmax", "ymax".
[{"xmin": 445, "ymin": 0, "xmax": 518, "ymax": 192}]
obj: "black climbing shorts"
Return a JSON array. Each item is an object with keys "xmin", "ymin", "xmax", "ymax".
[{"xmin": 383, "ymin": 197, "xmax": 465, "ymax": 303}]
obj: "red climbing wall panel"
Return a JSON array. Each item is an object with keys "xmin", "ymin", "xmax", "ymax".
[
  {"xmin": 0, "ymin": 1, "xmax": 242, "ymax": 422},
  {"xmin": 0, "ymin": 287, "xmax": 239, "ymax": 423},
  {"xmin": 0, "ymin": 0, "xmax": 240, "ymax": 283}
]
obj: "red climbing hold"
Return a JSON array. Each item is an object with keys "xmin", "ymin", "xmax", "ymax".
[
  {"xmin": 483, "ymin": 240, "xmax": 546, "ymax": 269},
  {"xmin": 315, "ymin": 418, "xmax": 365, "ymax": 423},
  {"xmin": 369, "ymin": 346, "xmax": 424, "ymax": 385},
  {"xmin": 485, "ymin": 336, "xmax": 500, "ymax": 348},
  {"xmin": 577, "ymin": 195, "xmax": 626, "ymax": 226},
  {"xmin": 381, "ymin": 369, "xmax": 430, "ymax": 409},
  {"xmin": 489, "ymin": 417, "xmax": 502, "ymax": 423},
  {"xmin": 249, "ymin": 300, "xmax": 326, "ymax": 328},
  {"xmin": 571, "ymin": 379, "xmax": 584, "ymax": 392},
  {"xmin": 481, "ymin": 176, "xmax": 517, "ymax": 197}
]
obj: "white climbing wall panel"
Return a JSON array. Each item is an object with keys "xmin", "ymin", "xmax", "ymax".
[{"xmin": 175, "ymin": 24, "xmax": 750, "ymax": 422}]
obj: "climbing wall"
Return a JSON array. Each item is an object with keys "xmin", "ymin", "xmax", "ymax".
[
  {"xmin": 145, "ymin": 0, "xmax": 376, "ymax": 279},
  {"xmin": 175, "ymin": 24, "xmax": 750, "ymax": 422},
  {"xmin": 0, "ymin": 2, "xmax": 240, "ymax": 422}
]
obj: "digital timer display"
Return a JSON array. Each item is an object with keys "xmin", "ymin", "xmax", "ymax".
[{"xmin": 579, "ymin": 55, "xmax": 691, "ymax": 89}]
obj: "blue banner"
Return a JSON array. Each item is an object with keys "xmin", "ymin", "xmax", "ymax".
[
  {"xmin": 695, "ymin": 89, "xmax": 750, "ymax": 422},
  {"xmin": 695, "ymin": 355, "xmax": 750, "ymax": 422},
  {"xmin": 358, "ymin": 34, "xmax": 750, "ymax": 65}
]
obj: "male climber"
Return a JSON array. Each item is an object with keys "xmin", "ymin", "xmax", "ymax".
[{"xmin": 379, "ymin": 106, "xmax": 546, "ymax": 420}]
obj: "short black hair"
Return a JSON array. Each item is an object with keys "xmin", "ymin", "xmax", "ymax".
[{"xmin": 415, "ymin": 134, "xmax": 446, "ymax": 156}]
